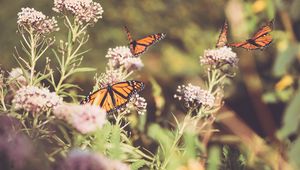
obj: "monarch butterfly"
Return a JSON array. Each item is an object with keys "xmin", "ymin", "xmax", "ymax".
[
  {"xmin": 216, "ymin": 21, "xmax": 228, "ymax": 48},
  {"xmin": 124, "ymin": 26, "xmax": 166, "ymax": 56},
  {"xmin": 81, "ymin": 80, "xmax": 145, "ymax": 113},
  {"xmin": 227, "ymin": 20, "xmax": 274, "ymax": 50}
]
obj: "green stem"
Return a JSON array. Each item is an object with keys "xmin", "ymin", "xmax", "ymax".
[
  {"xmin": 29, "ymin": 28, "xmax": 36, "ymax": 85},
  {"xmin": 0, "ymin": 88, "xmax": 7, "ymax": 111}
]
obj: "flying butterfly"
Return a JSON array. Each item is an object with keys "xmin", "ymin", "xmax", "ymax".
[
  {"xmin": 81, "ymin": 80, "xmax": 144, "ymax": 113},
  {"xmin": 227, "ymin": 20, "xmax": 274, "ymax": 50},
  {"xmin": 124, "ymin": 26, "xmax": 166, "ymax": 56},
  {"xmin": 216, "ymin": 21, "xmax": 228, "ymax": 48}
]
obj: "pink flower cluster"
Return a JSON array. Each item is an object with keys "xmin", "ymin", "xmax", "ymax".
[
  {"xmin": 12, "ymin": 86, "xmax": 62, "ymax": 113},
  {"xmin": 17, "ymin": 7, "xmax": 59, "ymax": 34},
  {"xmin": 54, "ymin": 103, "xmax": 107, "ymax": 134},
  {"xmin": 53, "ymin": 0, "xmax": 104, "ymax": 25}
]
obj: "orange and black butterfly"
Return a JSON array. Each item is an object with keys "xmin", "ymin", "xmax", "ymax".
[
  {"xmin": 227, "ymin": 20, "xmax": 274, "ymax": 50},
  {"xmin": 81, "ymin": 80, "xmax": 144, "ymax": 113},
  {"xmin": 216, "ymin": 21, "xmax": 228, "ymax": 48},
  {"xmin": 124, "ymin": 26, "xmax": 166, "ymax": 56}
]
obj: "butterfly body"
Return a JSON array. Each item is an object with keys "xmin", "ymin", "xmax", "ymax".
[
  {"xmin": 124, "ymin": 26, "xmax": 166, "ymax": 56},
  {"xmin": 81, "ymin": 80, "xmax": 145, "ymax": 113}
]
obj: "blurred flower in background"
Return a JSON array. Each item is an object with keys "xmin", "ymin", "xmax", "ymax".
[
  {"xmin": 58, "ymin": 149, "xmax": 130, "ymax": 170},
  {"xmin": 54, "ymin": 103, "xmax": 107, "ymax": 134},
  {"xmin": 0, "ymin": 115, "xmax": 46, "ymax": 170}
]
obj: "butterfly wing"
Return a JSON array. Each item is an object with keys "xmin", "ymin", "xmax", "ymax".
[
  {"xmin": 228, "ymin": 20, "xmax": 273, "ymax": 50},
  {"xmin": 252, "ymin": 20, "xmax": 274, "ymax": 39},
  {"xmin": 216, "ymin": 21, "xmax": 228, "ymax": 48},
  {"xmin": 131, "ymin": 33, "xmax": 166, "ymax": 56},
  {"xmin": 228, "ymin": 41, "xmax": 260, "ymax": 50},
  {"xmin": 81, "ymin": 88, "xmax": 115, "ymax": 112},
  {"xmin": 82, "ymin": 81, "xmax": 145, "ymax": 113}
]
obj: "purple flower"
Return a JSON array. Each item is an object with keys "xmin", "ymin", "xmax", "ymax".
[{"xmin": 58, "ymin": 149, "xmax": 130, "ymax": 170}]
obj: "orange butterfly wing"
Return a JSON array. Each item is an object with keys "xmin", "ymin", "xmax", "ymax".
[
  {"xmin": 228, "ymin": 20, "xmax": 273, "ymax": 50},
  {"xmin": 131, "ymin": 33, "xmax": 166, "ymax": 56},
  {"xmin": 216, "ymin": 21, "xmax": 228, "ymax": 48},
  {"xmin": 124, "ymin": 26, "xmax": 166, "ymax": 56},
  {"xmin": 81, "ymin": 81, "xmax": 145, "ymax": 113}
]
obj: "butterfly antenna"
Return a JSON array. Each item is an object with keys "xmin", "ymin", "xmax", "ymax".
[{"xmin": 124, "ymin": 26, "xmax": 133, "ymax": 42}]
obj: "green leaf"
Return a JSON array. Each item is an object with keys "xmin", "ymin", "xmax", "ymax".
[
  {"xmin": 272, "ymin": 43, "xmax": 298, "ymax": 77},
  {"xmin": 183, "ymin": 132, "xmax": 198, "ymax": 159},
  {"xmin": 93, "ymin": 123, "xmax": 113, "ymax": 154},
  {"xmin": 72, "ymin": 67, "xmax": 96, "ymax": 73},
  {"xmin": 109, "ymin": 125, "xmax": 122, "ymax": 159},
  {"xmin": 288, "ymin": 137, "xmax": 300, "ymax": 169},
  {"xmin": 277, "ymin": 89, "xmax": 300, "ymax": 139},
  {"xmin": 131, "ymin": 160, "xmax": 146, "ymax": 170},
  {"xmin": 149, "ymin": 77, "xmax": 165, "ymax": 116},
  {"xmin": 207, "ymin": 146, "xmax": 221, "ymax": 170},
  {"xmin": 262, "ymin": 92, "xmax": 278, "ymax": 103}
]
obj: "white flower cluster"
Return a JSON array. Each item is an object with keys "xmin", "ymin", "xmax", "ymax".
[
  {"xmin": 12, "ymin": 86, "xmax": 62, "ymax": 113},
  {"xmin": 53, "ymin": 103, "xmax": 106, "ymax": 134},
  {"xmin": 200, "ymin": 46, "xmax": 238, "ymax": 67},
  {"xmin": 126, "ymin": 94, "xmax": 147, "ymax": 115},
  {"xmin": 106, "ymin": 46, "xmax": 144, "ymax": 71},
  {"xmin": 17, "ymin": 7, "xmax": 59, "ymax": 34},
  {"xmin": 174, "ymin": 83, "xmax": 215, "ymax": 108},
  {"xmin": 53, "ymin": 0, "xmax": 104, "ymax": 25}
]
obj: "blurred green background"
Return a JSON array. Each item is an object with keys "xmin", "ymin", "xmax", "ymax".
[{"xmin": 1, "ymin": 0, "xmax": 300, "ymax": 142}]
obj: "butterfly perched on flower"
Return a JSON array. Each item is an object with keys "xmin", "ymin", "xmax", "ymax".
[
  {"xmin": 124, "ymin": 26, "xmax": 166, "ymax": 56},
  {"xmin": 81, "ymin": 80, "xmax": 144, "ymax": 113},
  {"xmin": 216, "ymin": 21, "xmax": 228, "ymax": 48},
  {"xmin": 227, "ymin": 20, "xmax": 274, "ymax": 50}
]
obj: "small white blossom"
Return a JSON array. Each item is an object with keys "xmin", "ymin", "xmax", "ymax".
[
  {"xmin": 53, "ymin": 103, "xmax": 106, "ymax": 134},
  {"xmin": 125, "ymin": 94, "xmax": 147, "ymax": 115},
  {"xmin": 174, "ymin": 84, "xmax": 215, "ymax": 108},
  {"xmin": 8, "ymin": 68, "xmax": 28, "ymax": 91},
  {"xmin": 106, "ymin": 46, "xmax": 144, "ymax": 71},
  {"xmin": 96, "ymin": 69, "xmax": 126, "ymax": 88},
  {"xmin": 17, "ymin": 8, "xmax": 59, "ymax": 34},
  {"xmin": 53, "ymin": 0, "xmax": 104, "ymax": 25},
  {"xmin": 12, "ymin": 86, "xmax": 62, "ymax": 113},
  {"xmin": 200, "ymin": 46, "xmax": 238, "ymax": 67}
]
